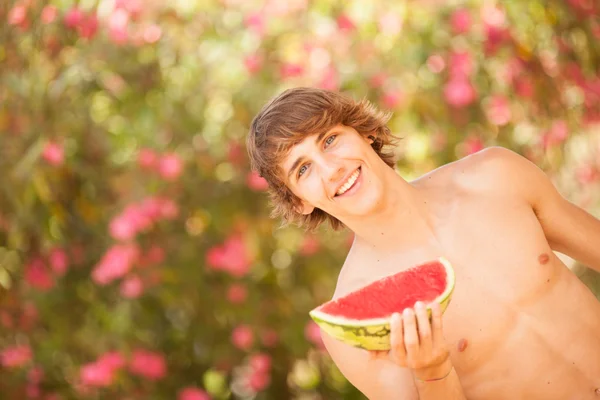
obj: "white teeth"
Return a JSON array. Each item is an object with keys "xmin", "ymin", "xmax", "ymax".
[{"xmin": 336, "ymin": 169, "xmax": 360, "ymax": 196}]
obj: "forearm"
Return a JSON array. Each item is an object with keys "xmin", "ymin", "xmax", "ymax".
[{"xmin": 413, "ymin": 359, "xmax": 467, "ymax": 400}]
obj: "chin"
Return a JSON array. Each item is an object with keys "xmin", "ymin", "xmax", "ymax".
[{"xmin": 338, "ymin": 187, "xmax": 383, "ymax": 218}]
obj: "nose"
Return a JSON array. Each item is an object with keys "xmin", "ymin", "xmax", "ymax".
[{"xmin": 318, "ymin": 156, "xmax": 345, "ymax": 183}]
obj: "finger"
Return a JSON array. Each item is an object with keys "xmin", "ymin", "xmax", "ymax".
[
  {"xmin": 402, "ymin": 308, "xmax": 419, "ymax": 357},
  {"xmin": 414, "ymin": 301, "xmax": 432, "ymax": 353},
  {"xmin": 430, "ymin": 301, "xmax": 444, "ymax": 345},
  {"xmin": 389, "ymin": 312, "xmax": 406, "ymax": 364}
]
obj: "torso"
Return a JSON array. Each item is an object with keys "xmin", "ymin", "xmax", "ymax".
[{"xmin": 334, "ymin": 159, "xmax": 600, "ymax": 399}]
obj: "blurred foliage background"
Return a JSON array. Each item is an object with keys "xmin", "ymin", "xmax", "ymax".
[{"xmin": 1, "ymin": 0, "xmax": 599, "ymax": 399}]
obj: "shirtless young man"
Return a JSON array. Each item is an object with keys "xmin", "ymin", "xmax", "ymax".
[{"xmin": 246, "ymin": 87, "xmax": 600, "ymax": 399}]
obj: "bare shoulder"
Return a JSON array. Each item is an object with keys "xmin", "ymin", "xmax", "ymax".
[{"xmin": 442, "ymin": 146, "xmax": 552, "ymax": 202}]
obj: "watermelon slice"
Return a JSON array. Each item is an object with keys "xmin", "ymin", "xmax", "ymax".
[{"xmin": 309, "ymin": 257, "xmax": 455, "ymax": 351}]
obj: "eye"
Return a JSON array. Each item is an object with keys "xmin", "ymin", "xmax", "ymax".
[
  {"xmin": 325, "ymin": 135, "xmax": 337, "ymax": 147},
  {"xmin": 298, "ymin": 164, "xmax": 309, "ymax": 178}
]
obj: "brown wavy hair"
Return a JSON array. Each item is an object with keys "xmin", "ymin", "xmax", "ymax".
[{"xmin": 246, "ymin": 87, "xmax": 400, "ymax": 232}]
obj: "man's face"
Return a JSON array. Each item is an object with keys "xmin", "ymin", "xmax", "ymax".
[{"xmin": 280, "ymin": 124, "xmax": 386, "ymax": 220}]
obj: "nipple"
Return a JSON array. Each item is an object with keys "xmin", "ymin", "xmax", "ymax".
[
  {"xmin": 457, "ymin": 338, "xmax": 468, "ymax": 352},
  {"xmin": 538, "ymin": 253, "xmax": 550, "ymax": 265}
]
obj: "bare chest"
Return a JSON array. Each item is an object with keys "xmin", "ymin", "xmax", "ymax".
[{"xmin": 339, "ymin": 197, "xmax": 600, "ymax": 397}]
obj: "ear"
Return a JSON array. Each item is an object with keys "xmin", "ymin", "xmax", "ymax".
[
  {"xmin": 366, "ymin": 134, "xmax": 375, "ymax": 144},
  {"xmin": 295, "ymin": 200, "xmax": 315, "ymax": 215}
]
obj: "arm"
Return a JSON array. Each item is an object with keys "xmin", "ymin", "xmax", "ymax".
[
  {"xmin": 475, "ymin": 146, "xmax": 600, "ymax": 272},
  {"xmin": 321, "ymin": 302, "xmax": 466, "ymax": 400},
  {"xmin": 321, "ymin": 332, "xmax": 419, "ymax": 400}
]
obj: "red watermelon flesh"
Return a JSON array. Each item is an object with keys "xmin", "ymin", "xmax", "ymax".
[{"xmin": 318, "ymin": 260, "xmax": 448, "ymax": 320}]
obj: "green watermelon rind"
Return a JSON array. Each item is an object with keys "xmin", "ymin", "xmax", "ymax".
[{"xmin": 308, "ymin": 257, "xmax": 455, "ymax": 351}]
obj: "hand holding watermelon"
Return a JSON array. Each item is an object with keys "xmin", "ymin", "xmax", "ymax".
[
  {"xmin": 369, "ymin": 301, "xmax": 452, "ymax": 381},
  {"xmin": 309, "ymin": 258, "xmax": 455, "ymax": 351}
]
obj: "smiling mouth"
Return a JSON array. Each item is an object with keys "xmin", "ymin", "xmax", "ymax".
[{"xmin": 335, "ymin": 167, "xmax": 361, "ymax": 197}]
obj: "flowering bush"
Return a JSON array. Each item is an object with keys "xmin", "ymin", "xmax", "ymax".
[{"xmin": 0, "ymin": 0, "xmax": 599, "ymax": 399}]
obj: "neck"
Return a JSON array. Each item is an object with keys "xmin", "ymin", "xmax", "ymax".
[{"xmin": 341, "ymin": 167, "xmax": 438, "ymax": 252}]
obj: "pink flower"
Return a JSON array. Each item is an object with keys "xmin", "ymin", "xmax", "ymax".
[
  {"xmin": 129, "ymin": 350, "xmax": 167, "ymax": 380},
  {"xmin": 109, "ymin": 214, "xmax": 139, "ymax": 241},
  {"xmin": 1, "ymin": 345, "xmax": 32, "ymax": 368},
  {"xmin": 25, "ymin": 258, "xmax": 54, "ymax": 291},
  {"xmin": 318, "ymin": 67, "xmax": 339, "ymax": 91},
  {"xmin": 381, "ymin": 90, "xmax": 403, "ymax": 109},
  {"xmin": 0, "ymin": 312, "xmax": 13, "ymax": 328},
  {"xmin": 299, "ymin": 236, "xmax": 320, "ymax": 256},
  {"xmin": 260, "ymin": 329, "xmax": 279, "ymax": 348},
  {"xmin": 19, "ymin": 303, "xmax": 39, "ymax": 331},
  {"xmin": 178, "ymin": 387, "xmax": 211, "ymax": 400},
  {"xmin": 139, "ymin": 196, "xmax": 166, "ymax": 219},
  {"xmin": 484, "ymin": 24, "xmax": 511, "ymax": 55},
  {"xmin": 576, "ymin": 165, "xmax": 599, "ymax": 184},
  {"xmin": 541, "ymin": 120, "xmax": 569, "ymax": 149},
  {"xmin": 249, "ymin": 353, "xmax": 271, "ymax": 374},
  {"xmin": 28, "ymin": 365, "xmax": 44, "ymax": 384},
  {"xmin": 480, "ymin": 4, "xmax": 511, "ymax": 55},
  {"xmin": 64, "ymin": 7, "xmax": 84, "ymax": 29},
  {"xmin": 444, "ymin": 79, "xmax": 477, "ymax": 108},
  {"xmin": 108, "ymin": 8, "xmax": 130, "ymax": 45},
  {"xmin": 426, "ymin": 54, "xmax": 445, "ymax": 74},
  {"xmin": 97, "ymin": 351, "xmax": 126, "ymax": 371},
  {"xmin": 279, "ymin": 63, "xmax": 304, "ymax": 79},
  {"xmin": 137, "ymin": 148, "xmax": 158, "ymax": 169},
  {"xmin": 143, "ymin": 24, "xmax": 162, "ymax": 44},
  {"xmin": 462, "ymin": 137, "xmax": 485, "ymax": 156},
  {"xmin": 158, "ymin": 153, "xmax": 184, "ymax": 181},
  {"xmin": 485, "ymin": 95, "xmax": 511, "ymax": 126},
  {"xmin": 79, "ymin": 13, "xmax": 99, "ymax": 40},
  {"xmin": 378, "ymin": 12, "xmax": 403, "ymax": 36},
  {"xmin": 80, "ymin": 362, "xmax": 114, "ymax": 387},
  {"xmin": 450, "ymin": 9, "xmax": 471, "ymax": 35},
  {"xmin": 48, "ymin": 247, "xmax": 69, "ymax": 276},
  {"xmin": 248, "ymin": 370, "xmax": 271, "ymax": 391},
  {"xmin": 567, "ymin": 0, "xmax": 597, "ymax": 16},
  {"xmin": 244, "ymin": 54, "xmax": 263, "ymax": 75},
  {"xmin": 115, "ymin": 0, "xmax": 144, "ymax": 19},
  {"xmin": 448, "ymin": 51, "xmax": 474, "ymax": 78},
  {"xmin": 244, "ymin": 12, "xmax": 265, "ymax": 35},
  {"xmin": 304, "ymin": 321, "xmax": 324, "ymax": 349},
  {"xmin": 514, "ymin": 77, "xmax": 534, "ymax": 98},
  {"xmin": 8, "ymin": 5, "xmax": 27, "ymax": 27},
  {"xmin": 41, "ymin": 6, "xmax": 58, "ymax": 24},
  {"xmin": 336, "ymin": 14, "xmax": 355, "ymax": 32},
  {"xmin": 246, "ymin": 171, "xmax": 269, "ymax": 191},
  {"xmin": 227, "ymin": 283, "xmax": 248, "ymax": 304},
  {"xmin": 142, "ymin": 245, "xmax": 165, "ymax": 266},
  {"xmin": 91, "ymin": 244, "xmax": 139, "ymax": 285},
  {"xmin": 368, "ymin": 72, "xmax": 387, "ymax": 88},
  {"xmin": 481, "ymin": 3, "xmax": 506, "ymax": 27},
  {"xmin": 227, "ymin": 141, "xmax": 244, "ymax": 165},
  {"xmin": 26, "ymin": 384, "xmax": 40, "ymax": 398},
  {"xmin": 42, "ymin": 142, "xmax": 64, "ymax": 166},
  {"xmin": 231, "ymin": 325, "xmax": 254, "ymax": 351},
  {"xmin": 120, "ymin": 275, "xmax": 144, "ymax": 298},
  {"xmin": 158, "ymin": 197, "xmax": 179, "ymax": 219},
  {"xmin": 206, "ymin": 235, "xmax": 252, "ymax": 277}
]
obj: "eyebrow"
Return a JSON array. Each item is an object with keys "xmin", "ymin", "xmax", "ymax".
[{"xmin": 286, "ymin": 129, "xmax": 332, "ymax": 181}]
